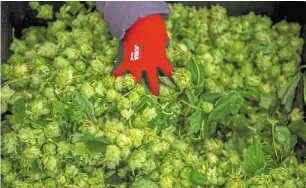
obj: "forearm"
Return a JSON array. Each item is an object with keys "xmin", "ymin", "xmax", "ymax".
[{"xmin": 96, "ymin": 1, "xmax": 170, "ymax": 40}]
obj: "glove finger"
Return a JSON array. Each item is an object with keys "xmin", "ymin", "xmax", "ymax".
[
  {"xmin": 146, "ymin": 70, "xmax": 159, "ymax": 96},
  {"xmin": 113, "ymin": 63, "xmax": 128, "ymax": 77},
  {"xmin": 130, "ymin": 70, "xmax": 142, "ymax": 83},
  {"xmin": 159, "ymin": 61, "xmax": 173, "ymax": 78}
]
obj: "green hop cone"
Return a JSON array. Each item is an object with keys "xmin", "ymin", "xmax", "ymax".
[
  {"xmin": 160, "ymin": 174, "xmax": 174, "ymax": 188},
  {"xmin": 116, "ymin": 134, "xmax": 132, "ymax": 148},
  {"xmin": 129, "ymin": 128, "xmax": 144, "ymax": 147},
  {"xmin": 128, "ymin": 91, "xmax": 140, "ymax": 106},
  {"xmin": 29, "ymin": 1, "xmax": 40, "ymax": 10},
  {"xmin": 290, "ymin": 108, "xmax": 304, "ymax": 122},
  {"xmin": 1, "ymin": 159, "xmax": 12, "ymax": 175},
  {"xmin": 29, "ymin": 98, "xmax": 50, "ymax": 117},
  {"xmin": 142, "ymin": 158, "xmax": 157, "ymax": 173},
  {"xmin": 80, "ymin": 82, "xmax": 95, "ymax": 99},
  {"xmin": 57, "ymin": 141, "xmax": 72, "ymax": 156},
  {"xmin": 30, "ymin": 75, "xmax": 42, "ymax": 89},
  {"xmin": 23, "ymin": 145, "xmax": 42, "ymax": 159},
  {"xmin": 42, "ymin": 155, "xmax": 58, "ymax": 171},
  {"xmin": 74, "ymin": 173, "xmax": 90, "ymax": 188},
  {"xmin": 120, "ymin": 108, "xmax": 134, "ymax": 119},
  {"xmin": 74, "ymin": 60, "xmax": 87, "ymax": 72},
  {"xmin": 90, "ymin": 59, "xmax": 105, "ymax": 75},
  {"xmin": 80, "ymin": 43, "xmax": 93, "ymax": 58},
  {"xmin": 128, "ymin": 150, "xmax": 147, "ymax": 171},
  {"xmin": 104, "ymin": 120, "xmax": 125, "ymax": 142},
  {"xmin": 14, "ymin": 64, "xmax": 28, "ymax": 77},
  {"xmin": 18, "ymin": 127, "xmax": 36, "ymax": 144},
  {"xmin": 134, "ymin": 115, "xmax": 148, "ymax": 128},
  {"xmin": 3, "ymin": 172, "xmax": 17, "ymax": 185},
  {"xmin": 1, "ymin": 64, "xmax": 13, "ymax": 80},
  {"xmin": 2, "ymin": 132, "xmax": 19, "ymax": 154},
  {"xmin": 37, "ymin": 42, "xmax": 57, "ymax": 58},
  {"xmin": 44, "ymin": 178, "xmax": 57, "ymax": 187},
  {"xmin": 201, "ymin": 101, "xmax": 214, "ymax": 113},
  {"xmin": 65, "ymin": 164, "xmax": 79, "ymax": 177},
  {"xmin": 104, "ymin": 145, "xmax": 121, "ymax": 169},
  {"xmin": 55, "ymin": 68, "xmax": 73, "ymax": 87},
  {"xmin": 63, "ymin": 47, "xmax": 79, "ymax": 60},
  {"xmin": 44, "ymin": 122, "xmax": 61, "ymax": 138},
  {"xmin": 173, "ymin": 68, "xmax": 192, "ymax": 90},
  {"xmin": 57, "ymin": 31, "xmax": 72, "ymax": 48},
  {"xmin": 54, "ymin": 56, "xmax": 70, "ymax": 69},
  {"xmin": 56, "ymin": 173, "xmax": 68, "ymax": 186},
  {"xmin": 43, "ymin": 143, "xmax": 57, "ymax": 155},
  {"xmin": 1, "ymin": 85, "xmax": 15, "ymax": 102},
  {"xmin": 141, "ymin": 107, "xmax": 157, "ymax": 122},
  {"xmin": 204, "ymin": 138, "xmax": 224, "ymax": 155},
  {"xmin": 37, "ymin": 4, "xmax": 53, "ymax": 19},
  {"xmin": 43, "ymin": 87, "xmax": 56, "ymax": 99},
  {"xmin": 106, "ymin": 89, "xmax": 118, "ymax": 103},
  {"xmin": 117, "ymin": 97, "xmax": 131, "ymax": 110}
]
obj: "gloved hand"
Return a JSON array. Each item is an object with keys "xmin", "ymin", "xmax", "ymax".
[{"xmin": 113, "ymin": 14, "xmax": 173, "ymax": 96}]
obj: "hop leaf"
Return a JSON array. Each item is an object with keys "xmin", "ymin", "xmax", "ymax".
[{"xmin": 243, "ymin": 137, "xmax": 265, "ymax": 176}]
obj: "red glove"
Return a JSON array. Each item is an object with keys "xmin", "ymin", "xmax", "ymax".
[{"xmin": 113, "ymin": 14, "xmax": 173, "ymax": 96}]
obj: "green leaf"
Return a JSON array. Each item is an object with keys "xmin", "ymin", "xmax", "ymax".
[
  {"xmin": 31, "ymin": 160, "xmax": 42, "ymax": 173},
  {"xmin": 187, "ymin": 108, "xmax": 203, "ymax": 135},
  {"xmin": 186, "ymin": 57, "xmax": 205, "ymax": 95},
  {"xmin": 104, "ymin": 170, "xmax": 116, "ymax": 179},
  {"xmin": 278, "ymin": 73, "xmax": 302, "ymax": 113},
  {"xmin": 252, "ymin": 44, "xmax": 275, "ymax": 55},
  {"xmin": 224, "ymin": 132, "xmax": 247, "ymax": 154},
  {"xmin": 12, "ymin": 98, "xmax": 26, "ymax": 123},
  {"xmin": 52, "ymin": 99, "xmax": 66, "ymax": 114},
  {"xmin": 238, "ymin": 87, "xmax": 261, "ymax": 102},
  {"xmin": 243, "ymin": 137, "xmax": 265, "ymax": 176},
  {"xmin": 72, "ymin": 133, "xmax": 108, "ymax": 153},
  {"xmin": 231, "ymin": 114, "xmax": 248, "ymax": 127},
  {"xmin": 183, "ymin": 38, "xmax": 195, "ymax": 51},
  {"xmin": 85, "ymin": 141, "xmax": 107, "ymax": 153},
  {"xmin": 259, "ymin": 94, "xmax": 277, "ymax": 110},
  {"xmin": 275, "ymin": 126, "xmax": 291, "ymax": 154},
  {"xmin": 186, "ymin": 62, "xmax": 197, "ymax": 83},
  {"xmin": 189, "ymin": 169, "xmax": 206, "ymax": 185},
  {"xmin": 241, "ymin": 29, "xmax": 255, "ymax": 41},
  {"xmin": 140, "ymin": 95, "xmax": 166, "ymax": 130},
  {"xmin": 288, "ymin": 119, "xmax": 306, "ymax": 142},
  {"xmin": 293, "ymin": 79, "xmax": 304, "ymax": 110},
  {"xmin": 253, "ymin": 115, "xmax": 268, "ymax": 132},
  {"xmin": 304, "ymin": 75, "xmax": 306, "ymax": 107},
  {"xmin": 172, "ymin": 19, "xmax": 184, "ymax": 38},
  {"xmin": 68, "ymin": 103, "xmax": 84, "ymax": 123},
  {"xmin": 72, "ymin": 133, "xmax": 108, "ymax": 143},
  {"xmin": 52, "ymin": 99, "xmax": 67, "ymax": 120},
  {"xmin": 209, "ymin": 91, "xmax": 245, "ymax": 121},
  {"xmin": 131, "ymin": 177, "xmax": 159, "ymax": 188},
  {"xmin": 200, "ymin": 93, "xmax": 222, "ymax": 103},
  {"xmin": 289, "ymin": 135, "xmax": 297, "ymax": 153},
  {"xmin": 185, "ymin": 89, "xmax": 198, "ymax": 105},
  {"xmin": 205, "ymin": 121, "xmax": 217, "ymax": 138},
  {"xmin": 159, "ymin": 76, "xmax": 176, "ymax": 89},
  {"xmin": 74, "ymin": 90, "xmax": 95, "ymax": 121}
]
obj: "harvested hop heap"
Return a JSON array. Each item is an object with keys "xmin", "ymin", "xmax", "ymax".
[{"xmin": 1, "ymin": 2, "xmax": 306, "ymax": 188}]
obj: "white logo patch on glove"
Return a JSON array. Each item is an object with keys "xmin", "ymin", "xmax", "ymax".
[{"xmin": 130, "ymin": 45, "xmax": 140, "ymax": 61}]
